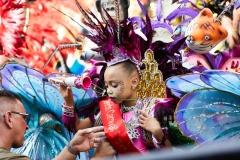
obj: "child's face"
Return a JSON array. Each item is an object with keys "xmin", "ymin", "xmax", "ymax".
[{"xmin": 104, "ymin": 63, "xmax": 137, "ymax": 104}]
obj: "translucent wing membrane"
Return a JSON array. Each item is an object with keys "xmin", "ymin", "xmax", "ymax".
[
  {"xmin": 176, "ymin": 89, "xmax": 240, "ymax": 146},
  {"xmin": 166, "ymin": 73, "xmax": 212, "ymax": 98},
  {"xmin": 201, "ymin": 70, "xmax": 240, "ymax": 96}
]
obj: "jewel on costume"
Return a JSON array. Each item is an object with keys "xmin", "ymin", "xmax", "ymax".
[{"xmin": 137, "ymin": 49, "xmax": 166, "ymax": 99}]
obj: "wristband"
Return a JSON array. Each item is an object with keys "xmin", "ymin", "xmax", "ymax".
[
  {"xmin": 67, "ymin": 143, "xmax": 79, "ymax": 155},
  {"xmin": 62, "ymin": 102, "xmax": 74, "ymax": 117}
]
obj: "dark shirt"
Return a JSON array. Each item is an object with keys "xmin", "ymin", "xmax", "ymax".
[{"xmin": 0, "ymin": 147, "xmax": 30, "ymax": 160}]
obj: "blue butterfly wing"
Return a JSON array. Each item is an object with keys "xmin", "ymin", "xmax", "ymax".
[
  {"xmin": 72, "ymin": 87, "xmax": 97, "ymax": 108},
  {"xmin": 0, "ymin": 65, "xmax": 87, "ymax": 160},
  {"xmin": 176, "ymin": 89, "xmax": 240, "ymax": 146},
  {"xmin": 0, "ymin": 63, "xmax": 63, "ymax": 119},
  {"xmin": 201, "ymin": 70, "xmax": 240, "ymax": 96},
  {"xmin": 166, "ymin": 73, "xmax": 212, "ymax": 98}
]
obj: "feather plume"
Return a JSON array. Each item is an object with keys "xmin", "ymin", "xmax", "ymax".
[
  {"xmin": 114, "ymin": 0, "xmax": 120, "ymax": 44},
  {"xmin": 75, "ymin": 0, "xmax": 103, "ymax": 35},
  {"xmin": 0, "ymin": 0, "xmax": 26, "ymax": 58},
  {"xmin": 102, "ymin": 8, "xmax": 116, "ymax": 29}
]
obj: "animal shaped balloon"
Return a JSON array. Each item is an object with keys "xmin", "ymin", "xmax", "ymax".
[{"xmin": 185, "ymin": 8, "xmax": 228, "ymax": 54}]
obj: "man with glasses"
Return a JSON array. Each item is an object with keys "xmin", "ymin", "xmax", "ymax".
[{"xmin": 0, "ymin": 90, "xmax": 115, "ymax": 160}]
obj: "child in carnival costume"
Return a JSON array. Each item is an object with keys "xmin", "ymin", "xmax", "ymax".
[{"xmin": 53, "ymin": 0, "xmax": 202, "ymax": 156}]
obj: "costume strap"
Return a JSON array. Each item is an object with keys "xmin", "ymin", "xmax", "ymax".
[{"xmin": 99, "ymin": 97, "xmax": 141, "ymax": 154}]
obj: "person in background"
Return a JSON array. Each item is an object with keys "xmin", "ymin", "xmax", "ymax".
[{"xmin": 0, "ymin": 90, "xmax": 116, "ymax": 160}]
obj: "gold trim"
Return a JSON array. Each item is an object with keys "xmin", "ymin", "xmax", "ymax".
[{"xmin": 137, "ymin": 49, "xmax": 166, "ymax": 98}]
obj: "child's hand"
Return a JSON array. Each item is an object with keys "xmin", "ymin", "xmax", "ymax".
[
  {"xmin": 139, "ymin": 110, "xmax": 164, "ymax": 137},
  {"xmin": 51, "ymin": 80, "xmax": 74, "ymax": 106},
  {"xmin": 60, "ymin": 86, "xmax": 74, "ymax": 106}
]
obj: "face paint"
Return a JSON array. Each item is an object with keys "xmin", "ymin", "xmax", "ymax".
[
  {"xmin": 118, "ymin": 80, "xmax": 125, "ymax": 94},
  {"xmin": 104, "ymin": 63, "xmax": 136, "ymax": 104}
]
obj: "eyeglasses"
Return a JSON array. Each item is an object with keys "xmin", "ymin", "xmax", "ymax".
[{"xmin": 3, "ymin": 111, "xmax": 31, "ymax": 124}]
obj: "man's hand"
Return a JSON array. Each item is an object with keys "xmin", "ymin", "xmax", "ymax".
[
  {"xmin": 70, "ymin": 126, "xmax": 105, "ymax": 152},
  {"xmin": 91, "ymin": 138, "xmax": 116, "ymax": 160}
]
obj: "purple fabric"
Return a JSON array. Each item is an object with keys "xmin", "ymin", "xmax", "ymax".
[
  {"xmin": 178, "ymin": 0, "xmax": 202, "ymax": 10},
  {"xmin": 137, "ymin": 0, "xmax": 147, "ymax": 17},
  {"xmin": 185, "ymin": 45, "xmax": 240, "ymax": 72},
  {"xmin": 230, "ymin": 46, "xmax": 240, "ymax": 57},
  {"xmin": 165, "ymin": 8, "xmax": 198, "ymax": 22},
  {"xmin": 168, "ymin": 36, "xmax": 187, "ymax": 55},
  {"xmin": 190, "ymin": 66, "xmax": 207, "ymax": 73},
  {"xmin": 156, "ymin": 0, "xmax": 162, "ymax": 21},
  {"xmin": 128, "ymin": 17, "xmax": 146, "ymax": 30},
  {"xmin": 204, "ymin": 53, "xmax": 217, "ymax": 69},
  {"xmin": 151, "ymin": 21, "xmax": 173, "ymax": 34}
]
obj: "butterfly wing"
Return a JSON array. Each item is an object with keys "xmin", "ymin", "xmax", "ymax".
[
  {"xmin": 176, "ymin": 89, "xmax": 240, "ymax": 146},
  {"xmin": 0, "ymin": 63, "xmax": 63, "ymax": 119},
  {"xmin": 201, "ymin": 70, "xmax": 240, "ymax": 96},
  {"xmin": 166, "ymin": 73, "xmax": 212, "ymax": 98},
  {"xmin": 1, "ymin": 64, "xmax": 87, "ymax": 159}
]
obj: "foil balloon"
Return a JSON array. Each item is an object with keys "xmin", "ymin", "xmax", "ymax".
[
  {"xmin": 185, "ymin": 8, "xmax": 228, "ymax": 54},
  {"xmin": 48, "ymin": 75, "xmax": 92, "ymax": 90}
]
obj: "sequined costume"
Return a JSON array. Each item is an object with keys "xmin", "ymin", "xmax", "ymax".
[
  {"xmin": 60, "ymin": 0, "xmax": 196, "ymax": 154},
  {"xmin": 94, "ymin": 97, "xmax": 170, "ymax": 153}
]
